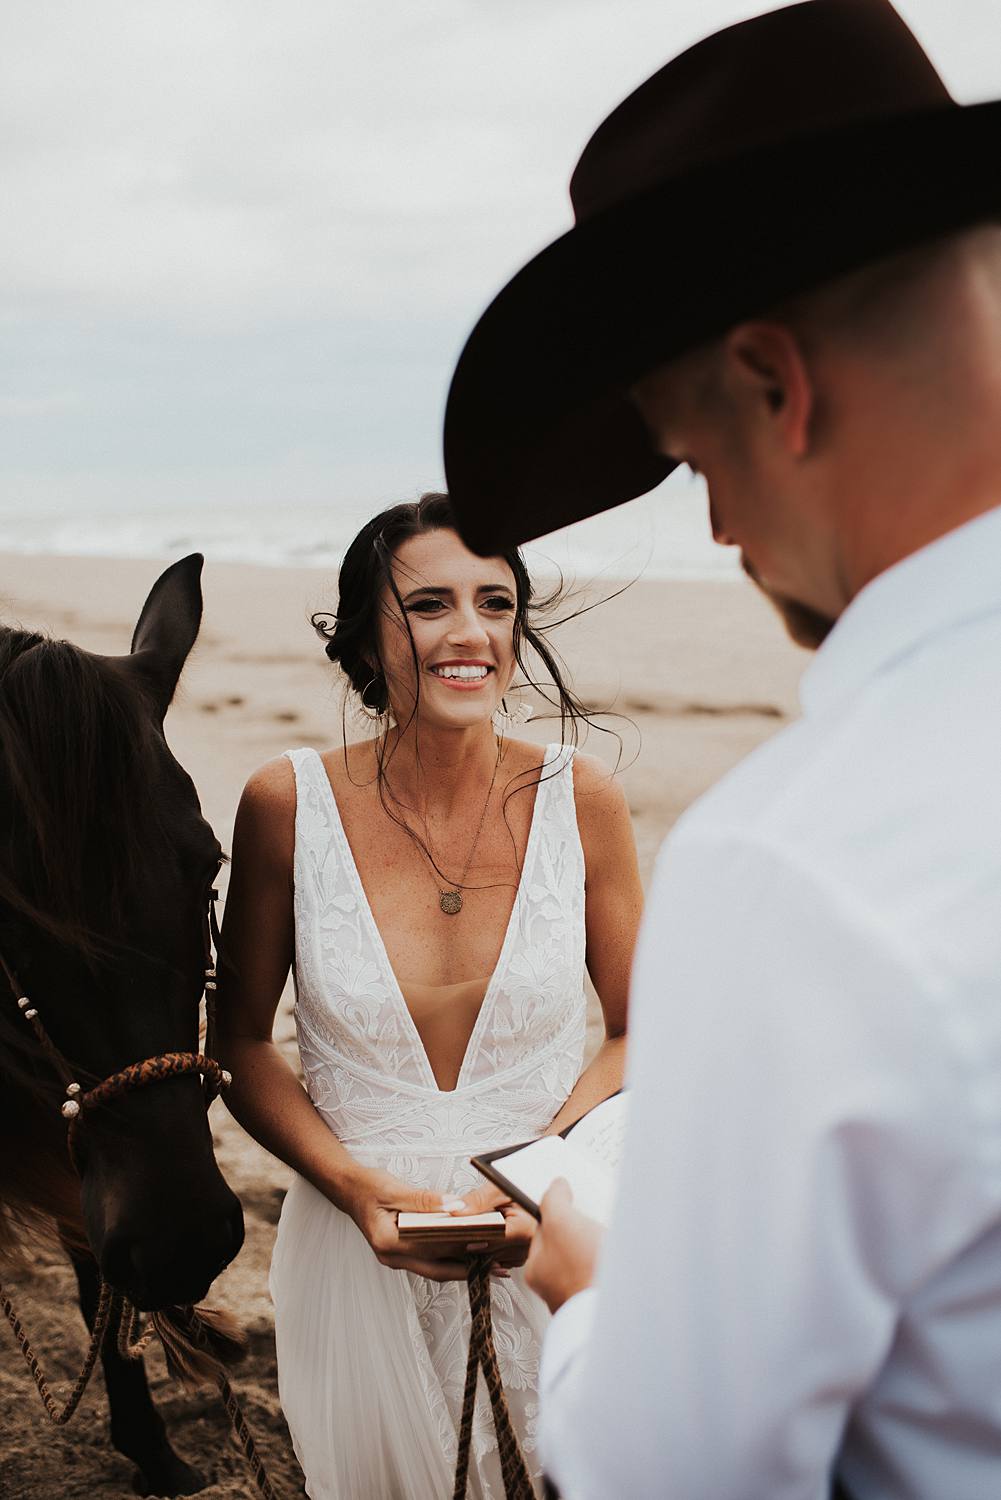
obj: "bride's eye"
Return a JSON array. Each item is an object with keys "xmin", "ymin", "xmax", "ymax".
[
  {"xmin": 406, "ymin": 599, "xmax": 446, "ymax": 614},
  {"xmin": 483, "ymin": 595, "xmax": 514, "ymax": 612}
]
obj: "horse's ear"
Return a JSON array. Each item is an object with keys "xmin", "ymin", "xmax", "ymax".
[{"xmin": 130, "ymin": 553, "xmax": 204, "ymax": 718}]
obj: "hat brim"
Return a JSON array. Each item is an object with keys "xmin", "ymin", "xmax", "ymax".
[{"xmin": 444, "ymin": 100, "xmax": 1001, "ymax": 555}]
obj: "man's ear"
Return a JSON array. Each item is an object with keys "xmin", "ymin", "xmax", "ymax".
[
  {"xmin": 129, "ymin": 553, "xmax": 204, "ymax": 720},
  {"xmin": 722, "ymin": 322, "xmax": 813, "ymax": 459}
]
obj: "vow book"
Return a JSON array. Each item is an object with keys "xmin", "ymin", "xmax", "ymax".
[
  {"xmin": 470, "ymin": 1091, "xmax": 628, "ymax": 1225},
  {"xmin": 397, "ymin": 1210, "xmax": 507, "ymax": 1249}
]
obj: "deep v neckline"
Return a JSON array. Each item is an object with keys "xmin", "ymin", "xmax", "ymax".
[{"xmin": 308, "ymin": 745, "xmax": 557, "ymax": 1094}]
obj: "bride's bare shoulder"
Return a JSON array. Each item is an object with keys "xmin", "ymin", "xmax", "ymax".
[
  {"xmin": 501, "ymin": 736, "xmax": 589, "ymax": 783},
  {"xmin": 237, "ymin": 740, "xmax": 372, "ymax": 810},
  {"xmin": 239, "ymin": 754, "xmax": 295, "ymax": 811},
  {"xmin": 234, "ymin": 740, "xmax": 378, "ymax": 848},
  {"xmin": 500, "ymin": 736, "xmax": 552, "ymax": 776},
  {"xmin": 318, "ymin": 738, "xmax": 380, "ymax": 797},
  {"xmin": 502, "ymin": 738, "xmax": 629, "ymax": 823},
  {"xmin": 231, "ymin": 756, "xmax": 296, "ymax": 866}
]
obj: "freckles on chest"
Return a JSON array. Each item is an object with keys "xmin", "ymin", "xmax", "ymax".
[
  {"xmin": 372, "ymin": 873, "xmax": 520, "ymax": 989},
  {"xmin": 338, "ymin": 777, "xmax": 535, "ymax": 987}
]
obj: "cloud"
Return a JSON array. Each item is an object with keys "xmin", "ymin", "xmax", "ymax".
[
  {"xmin": 0, "ymin": 1, "xmax": 753, "ymax": 321},
  {"xmin": 1, "ymin": 0, "xmax": 998, "ymax": 522},
  {"xmin": 4, "ymin": 0, "xmax": 997, "ymax": 323}
]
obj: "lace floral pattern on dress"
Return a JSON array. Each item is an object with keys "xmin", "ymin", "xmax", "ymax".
[{"xmin": 274, "ymin": 743, "xmax": 588, "ymax": 1498}]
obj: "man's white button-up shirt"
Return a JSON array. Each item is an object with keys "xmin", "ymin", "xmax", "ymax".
[{"xmin": 540, "ymin": 506, "xmax": 1001, "ymax": 1499}]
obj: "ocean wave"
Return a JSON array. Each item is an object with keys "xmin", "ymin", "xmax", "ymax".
[{"xmin": 0, "ymin": 489, "xmax": 741, "ymax": 583}]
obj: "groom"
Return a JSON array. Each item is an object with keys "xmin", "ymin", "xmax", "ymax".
[{"xmin": 443, "ymin": 2, "xmax": 1001, "ymax": 1496}]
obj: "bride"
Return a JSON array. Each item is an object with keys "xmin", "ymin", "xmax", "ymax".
[{"xmin": 216, "ymin": 492, "xmax": 643, "ymax": 1498}]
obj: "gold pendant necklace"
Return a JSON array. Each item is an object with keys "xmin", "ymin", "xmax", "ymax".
[{"xmin": 432, "ymin": 741, "xmax": 501, "ymax": 916}]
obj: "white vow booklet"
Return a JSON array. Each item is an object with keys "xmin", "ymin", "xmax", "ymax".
[
  {"xmin": 470, "ymin": 1091, "xmax": 628, "ymax": 1225},
  {"xmin": 397, "ymin": 1210, "xmax": 507, "ymax": 1248}
]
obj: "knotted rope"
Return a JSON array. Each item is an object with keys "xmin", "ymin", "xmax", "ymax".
[
  {"xmin": 1, "ymin": 1277, "xmax": 114, "ymax": 1425},
  {"xmin": 453, "ymin": 1256, "xmax": 535, "ymax": 1500},
  {"xmin": 61, "ymin": 1050, "xmax": 229, "ymax": 1170}
]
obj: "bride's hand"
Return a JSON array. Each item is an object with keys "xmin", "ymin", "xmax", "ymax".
[
  {"xmin": 341, "ymin": 1167, "xmax": 479, "ymax": 1282},
  {"xmin": 446, "ymin": 1183, "xmax": 538, "ymax": 1269}
]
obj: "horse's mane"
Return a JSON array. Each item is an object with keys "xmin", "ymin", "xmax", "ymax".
[
  {"xmin": 0, "ymin": 628, "xmax": 167, "ymax": 953},
  {"xmin": 0, "ymin": 627, "xmax": 168, "ymax": 1261},
  {"xmin": 0, "ymin": 627, "xmax": 247, "ymax": 1389}
]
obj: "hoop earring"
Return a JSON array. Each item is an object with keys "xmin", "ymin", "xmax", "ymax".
[
  {"xmin": 492, "ymin": 696, "xmax": 533, "ymax": 729},
  {"xmin": 361, "ymin": 676, "xmax": 395, "ymax": 727}
]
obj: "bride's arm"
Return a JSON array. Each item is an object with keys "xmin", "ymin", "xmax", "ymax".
[
  {"xmin": 544, "ymin": 753, "xmax": 641, "ymax": 1135},
  {"xmin": 215, "ymin": 756, "xmax": 474, "ymax": 1281}
]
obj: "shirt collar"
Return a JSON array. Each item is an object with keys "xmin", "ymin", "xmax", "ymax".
[{"xmin": 800, "ymin": 505, "xmax": 1001, "ymax": 718}]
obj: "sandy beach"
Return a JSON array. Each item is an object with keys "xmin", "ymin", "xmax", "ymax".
[{"xmin": 0, "ymin": 549, "xmax": 809, "ymax": 1497}]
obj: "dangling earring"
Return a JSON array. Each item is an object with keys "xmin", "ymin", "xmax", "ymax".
[
  {"xmin": 492, "ymin": 695, "xmax": 533, "ymax": 730},
  {"xmin": 362, "ymin": 676, "xmax": 396, "ymax": 729}
]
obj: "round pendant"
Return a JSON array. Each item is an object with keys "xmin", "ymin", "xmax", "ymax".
[{"xmin": 439, "ymin": 889, "xmax": 463, "ymax": 915}]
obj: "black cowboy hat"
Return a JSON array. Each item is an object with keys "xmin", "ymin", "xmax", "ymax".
[{"xmin": 443, "ymin": 0, "xmax": 1001, "ymax": 554}]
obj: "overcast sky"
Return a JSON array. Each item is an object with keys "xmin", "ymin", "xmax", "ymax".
[{"xmin": 2, "ymin": 0, "xmax": 1000, "ymax": 523}]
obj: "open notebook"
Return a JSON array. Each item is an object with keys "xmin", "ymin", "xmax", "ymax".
[{"xmin": 471, "ymin": 1091, "xmax": 628, "ymax": 1225}]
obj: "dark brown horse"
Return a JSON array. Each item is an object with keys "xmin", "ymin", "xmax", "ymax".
[{"xmin": 0, "ymin": 555, "xmax": 244, "ymax": 1495}]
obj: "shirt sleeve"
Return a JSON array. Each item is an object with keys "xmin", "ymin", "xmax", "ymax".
[
  {"xmin": 538, "ymin": 1288, "xmax": 597, "ymax": 1406},
  {"xmin": 538, "ymin": 826, "xmax": 999, "ymax": 1500}
]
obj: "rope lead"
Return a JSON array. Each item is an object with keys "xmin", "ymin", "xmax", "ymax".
[{"xmin": 453, "ymin": 1257, "xmax": 535, "ymax": 1500}]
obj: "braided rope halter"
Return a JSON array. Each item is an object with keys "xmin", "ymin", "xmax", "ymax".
[{"xmin": 0, "ymin": 891, "xmax": 281, "ymax": 1499}]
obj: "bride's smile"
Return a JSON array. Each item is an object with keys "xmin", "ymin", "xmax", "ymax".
[
  {"xmin": 379, "ymin": 526, "xmax": 517, "ymax": 730},
  {"xmin": 427, "ymin": 660, "xmax": 493, "ymax": 685}
]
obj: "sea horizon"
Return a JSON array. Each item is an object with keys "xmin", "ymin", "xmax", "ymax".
[{"xmin": 0, "ymin": 481, "xmax": 741, "ymax": 584}]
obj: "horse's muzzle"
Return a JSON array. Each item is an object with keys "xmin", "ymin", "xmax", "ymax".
[{"xmin": 100, "ymin": 1188, "xmax": 245, "ymax": 1311}]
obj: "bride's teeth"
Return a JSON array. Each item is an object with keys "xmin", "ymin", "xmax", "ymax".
[{"xmin": 434, "ymin": 664, "xmax": 489, "ymax": 679}]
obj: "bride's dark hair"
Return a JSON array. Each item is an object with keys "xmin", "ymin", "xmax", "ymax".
[
  {"xmin": 312, "ymin": 490, "xmax": 596, "ymax": 737},
  {"xmin": 311, "ymin": 491, "xmax": 612, "ymax": 886}
]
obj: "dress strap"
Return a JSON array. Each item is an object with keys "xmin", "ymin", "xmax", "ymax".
[
  {"xmin": 283, "ymin": 744, "xmax": 325, "ymax": 783},
  {"xmin": 537, "ymin": 741, "xmax": 580, "ymax": 843},
  {"xmin": 283, "ymin": 746, "xmax": 344, "ymax": 822},
  {"xmin": 282, "ymin": 746, "xmax": 356, "ymax": 893}
]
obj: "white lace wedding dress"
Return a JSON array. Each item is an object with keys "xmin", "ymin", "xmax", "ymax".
[{"xmin": 270, "ymin": 743, "xmax": 587, "ymax": 1499}]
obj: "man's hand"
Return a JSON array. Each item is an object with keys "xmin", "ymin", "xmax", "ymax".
[{"xmin": 525, "ymin": 1178, "xmax": 604, "ymax": 1313}]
